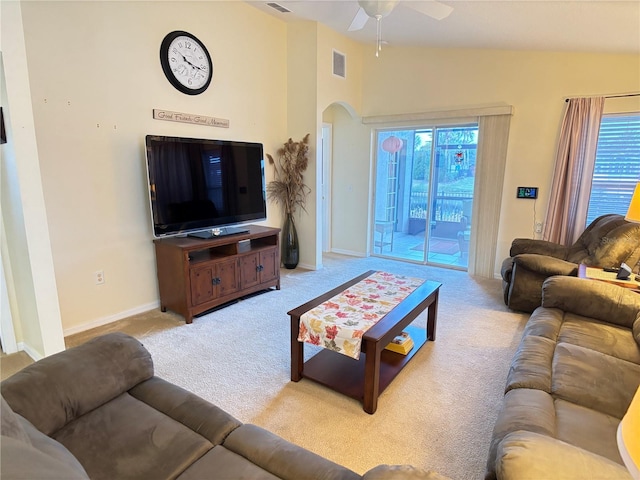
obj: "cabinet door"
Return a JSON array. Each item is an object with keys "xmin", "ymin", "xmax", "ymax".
[
  {"xmin": 239, "ymin": 253, "xmax": 260, "ymax": 289},
  {"xmin": 259, "ymin": 248, "xmax": 278, "ymax": 283},
  {"xmin": 190, "ymin": 266, "xmax": 215, "ymax": 306},
  {"xmin": 216, "ymin": 258, "xmax": 240, "ymax": 297}
]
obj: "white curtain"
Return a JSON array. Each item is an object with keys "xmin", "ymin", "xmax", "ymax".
[
  {"xmin": 543, "ymin": 97, "xmax": 605, "ymax": 244},
  {"xmin": 468, "ymin": 114, "xmax": 512, "ymax": 278}
]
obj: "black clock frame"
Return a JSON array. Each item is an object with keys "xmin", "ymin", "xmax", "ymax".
[{"xmin": 160, "ymin": 30, "xmax": 212, "ymax": 96}]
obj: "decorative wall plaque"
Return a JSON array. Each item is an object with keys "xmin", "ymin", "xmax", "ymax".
[{"xmin": 153, "ymin": 109, "xmax": 229, "ymax": 128}]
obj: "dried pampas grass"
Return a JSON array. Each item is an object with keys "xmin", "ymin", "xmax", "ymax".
[{"xmin": 266, "ymin": 134, "xmax": 311, "ymax": 216}]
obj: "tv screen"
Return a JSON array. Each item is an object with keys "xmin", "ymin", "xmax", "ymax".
[{"xmin": 145, "ymin": 135, "xmax": 266, "ymax": 237}]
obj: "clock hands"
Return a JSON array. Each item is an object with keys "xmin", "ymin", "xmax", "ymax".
[{"xmin": 178, "ymin": 52, "xmax": 205, "ymax": 73}]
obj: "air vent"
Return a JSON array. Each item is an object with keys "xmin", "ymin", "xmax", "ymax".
[
  {"xmin": 266, "ymin": 2, "xmax": 291, "ymax": 13},
  {"xmin": 333, "ymin": 50, "xmax": 346, "ymax": 78}
]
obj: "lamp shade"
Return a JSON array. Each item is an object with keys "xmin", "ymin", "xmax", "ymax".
[
  {"xmin": 625, "ymin": 182, "xmax": 640, "ymax": 223},
  {"xmin": 618, "ymin": 386, "xmax": 640, "ymax": 479}
]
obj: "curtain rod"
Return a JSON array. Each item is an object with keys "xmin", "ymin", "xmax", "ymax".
[{"xmin": 565, "ymin": 93, "xmax": 640, "ymax": 102}]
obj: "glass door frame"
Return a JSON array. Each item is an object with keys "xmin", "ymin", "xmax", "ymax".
[{"xmin": 370, "ymin": 122, "xmax": 478, "ymax": 271}]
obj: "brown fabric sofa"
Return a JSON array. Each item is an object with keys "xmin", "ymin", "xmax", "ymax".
[
  {"xmin": 0, "ymin": 332, "xmax": 448, "ymax": 480},
  {"xmin": 486, "ymin": 276, "xmax": 640, "ymax": 480},
  {"xmin": 501, "ymin": 213, "xmax": 640, "ymax": 312}
]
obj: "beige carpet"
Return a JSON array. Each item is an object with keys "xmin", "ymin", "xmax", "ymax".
[{"xmin": 28, "ymin": 253, "xmax": 528, "ymax": 479}]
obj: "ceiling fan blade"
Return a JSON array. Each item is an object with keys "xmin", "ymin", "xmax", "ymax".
[
  {"xmin": 404, "ymin": 1, "xmax": 453, "ymax": 21},
  {"xmin": 348, "ymin": 7, "xmax": 370, "ymax": 31}
]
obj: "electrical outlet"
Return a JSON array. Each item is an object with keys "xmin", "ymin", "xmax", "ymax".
[
  {"xmin": 535, "ymin": 222, "xmax": 543, "ymax": 233},
  {"xmin": 95, "ymin": 270, "xmax": 105, "ymax": 285}
]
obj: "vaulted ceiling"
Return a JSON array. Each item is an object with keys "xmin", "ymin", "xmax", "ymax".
[{"xmin": 248, "ymin": 1, "xmax": 640, "ymax": 54}]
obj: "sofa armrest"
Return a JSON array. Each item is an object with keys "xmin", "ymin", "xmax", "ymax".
[
  {"xmin": 510, "ymin": 238, "xmax": 569, "ymax": 258},
  {"xmin": 512, "ymin": 254, "xmax": 579, "ymax": 277},
  {"xmin": 542, "ymin": 276, "xmax": 640, "ymax": 329},
  {"xmin": 1, "ymin": 333, "xmax": 153, "ymax": 436},
  {"xmin": 495, "ymin": 431, "xmax": 632, "ymax": 480},
  {"xmin": 362, "ymin": 465, "xmax": 451, "ymax": 480}
]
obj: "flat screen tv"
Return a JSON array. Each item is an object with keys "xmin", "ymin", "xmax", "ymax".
[{"xmin": 145, "ymin": 135, "xmax": 266, "ymax": 238}]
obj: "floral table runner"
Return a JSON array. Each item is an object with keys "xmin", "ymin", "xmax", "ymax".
[{"xmin": 298, "ymin": 271, "xmax": 425, "ymax": 359}]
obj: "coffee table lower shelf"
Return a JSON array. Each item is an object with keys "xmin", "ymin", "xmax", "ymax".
[
  {"xmin": 289, "ymin": 270, "xmax": 441, "ymax": 414},
  {"xmin": 301, "ymin": 324, "xmax": 426, "ymax": 402}
]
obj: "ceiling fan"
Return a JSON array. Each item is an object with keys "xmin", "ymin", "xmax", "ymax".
[{"xmin": 348, "ymin": 1, "xmax": 453, "ymax": 56}]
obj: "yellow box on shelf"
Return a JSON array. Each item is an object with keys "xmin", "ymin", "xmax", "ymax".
[{"xmin": 385, "ymin": 331, "xmax": 414, "ymax": 355}]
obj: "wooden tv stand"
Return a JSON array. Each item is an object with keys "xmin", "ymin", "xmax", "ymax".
[{"xmin": 153, "ymin": 225, "xmax": 281, "ymax": 323}]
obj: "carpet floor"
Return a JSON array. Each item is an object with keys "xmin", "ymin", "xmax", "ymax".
[{"xmin": 59, "ymin": 253, "xmax": 527, "ymax": 479}]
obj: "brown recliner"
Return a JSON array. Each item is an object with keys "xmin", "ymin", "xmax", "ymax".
[{"xmin": 501, "ymin": 213, "xmax": 640, "ymax": 312}]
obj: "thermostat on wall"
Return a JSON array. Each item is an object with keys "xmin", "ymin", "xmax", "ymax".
[{"xmin": 517, "ymin": 187, "xmax": 538, "ymax": 199}]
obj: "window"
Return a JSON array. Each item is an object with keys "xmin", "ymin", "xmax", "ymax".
[{"xmin": 586, "ymin": 113, "xmax": 640, "ymax": 225}]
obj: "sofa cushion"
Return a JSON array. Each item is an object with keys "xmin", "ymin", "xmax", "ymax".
[
  {"xmin": 1, "ymin": 394, "xmax": 89, "ymax": 479},
  {"xmin": 362, "ymin": 465, "xmax": 452, "ymax": 480},
  {"xmin": 53, "ymin": 392, "xmax": 213, "ymax": 480},
  {"xmin": 177, "ymin": 445, "xmax": 281, "ymax": 480},
  {"xmin": 554, "ymin": 399, "xmax": 622, "ymax": 464},
  {"xmin": 20, "ymin": 415, "xmax": 89, "ymax": 476},
  {"xmin": 129, "ymin": 376, "xmax": 241, "ymax": 445},
  {"xmin": 1, "ymin": 395, "xmax": 31, "ymax": 445},
  {"xmin": 1, "ymin": 436, "xmax": 89, "ymax": 480},
  {"xmin": 582, "ymin": 222, "xmax": 640, "ymax": 268},
  {"xmin": 558, "ymin": 314, "xmax": 640, "ymax": 364},
  {"xmin": 222, "ymin": 424, "xmax": 361, "ymax": 480},
  {"xmin": 552, "ymin": 342, "xmax": 640, "ymax": 418},
  {"xmin": 1, "ymin": 332, "xmax": 153, "ymax": 436}
]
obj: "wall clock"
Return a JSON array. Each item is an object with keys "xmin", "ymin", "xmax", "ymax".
[{"xmin": 160, "ymin": 31, "xmax": 213, "ymax": 95}]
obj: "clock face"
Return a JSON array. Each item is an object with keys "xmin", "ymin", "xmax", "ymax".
[{"xmin": 160, "ymin": 31, "xmax": 213, "ymax": 95}]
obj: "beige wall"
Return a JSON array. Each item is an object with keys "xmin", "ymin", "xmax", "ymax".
[
  {"xmin": 323, "ymin": 103, "xmax": 371, "ymax": 256},
  {"xmin": 285, "ymin": 21, "xmax": 365, "ymax": 269},
  {"xmin": 338, "ymin": 46, "xmax": 640, "ymax": 275},
  {"xmin": 16, "ymin": 1, "xmax": 288, "ymax": 333},
  {"xmin": 285, "ymin": 21, "xmax": 319, "ymax": 269},
  {"xmin": 6, "ymin": 1, "xmax": 640, "ymax": 338}
]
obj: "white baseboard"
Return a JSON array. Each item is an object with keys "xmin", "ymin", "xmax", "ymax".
[
  {"xmin": 330, "ymin": 248, "xmax": 366, "ymax": 257},
  {"xmin": 18, "ymin": 341, "xmax": 43, "ymax": 362},
  {"xmin": 295, "ymin": 262, "xmax": 319, "ymax": 271},
  {"xmin": 63, "ymin": 301, "xmax": 160, "ymax": 337}
]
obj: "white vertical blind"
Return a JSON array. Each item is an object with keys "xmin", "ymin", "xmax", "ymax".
[{"xmin": 468, "ymin": 114, "xmax": 512, "ymax": 278}]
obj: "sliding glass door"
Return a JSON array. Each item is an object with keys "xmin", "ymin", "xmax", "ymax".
[{"xmin": 372, "ymin": 124, "xmax": 478, "ymax": 269}]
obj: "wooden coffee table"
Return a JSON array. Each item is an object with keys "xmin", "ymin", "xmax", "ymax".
[{"xmin": 288, "ymin": 270, "xmax": 441, "ymax": 414}]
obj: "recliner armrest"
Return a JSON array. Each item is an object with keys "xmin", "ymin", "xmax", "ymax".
[
  {"xmin": 495, "ymin": 430, "xmax": 632, "ymax": 480},
  {"xmin": 512, "ymin": 254, "xmax": 578, "ymax": 277},
  {"xmin": 510, "ymin": 238, "xmax": 569, "ymax": 258}
]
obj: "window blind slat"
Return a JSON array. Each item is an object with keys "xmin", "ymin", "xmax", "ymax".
[{"xmin": 586, "ymin": 114, "xmax": 640, "ymax": 224}]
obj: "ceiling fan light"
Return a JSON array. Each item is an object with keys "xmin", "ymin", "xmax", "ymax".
[{"xmin": 358, "ymin": 0, "xmax": 398, "ymax": 18}]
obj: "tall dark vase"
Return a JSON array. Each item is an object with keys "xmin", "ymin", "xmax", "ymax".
[{"xmin": 282, "ymin": 213, "xmax": 299, "ymax": 269}]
